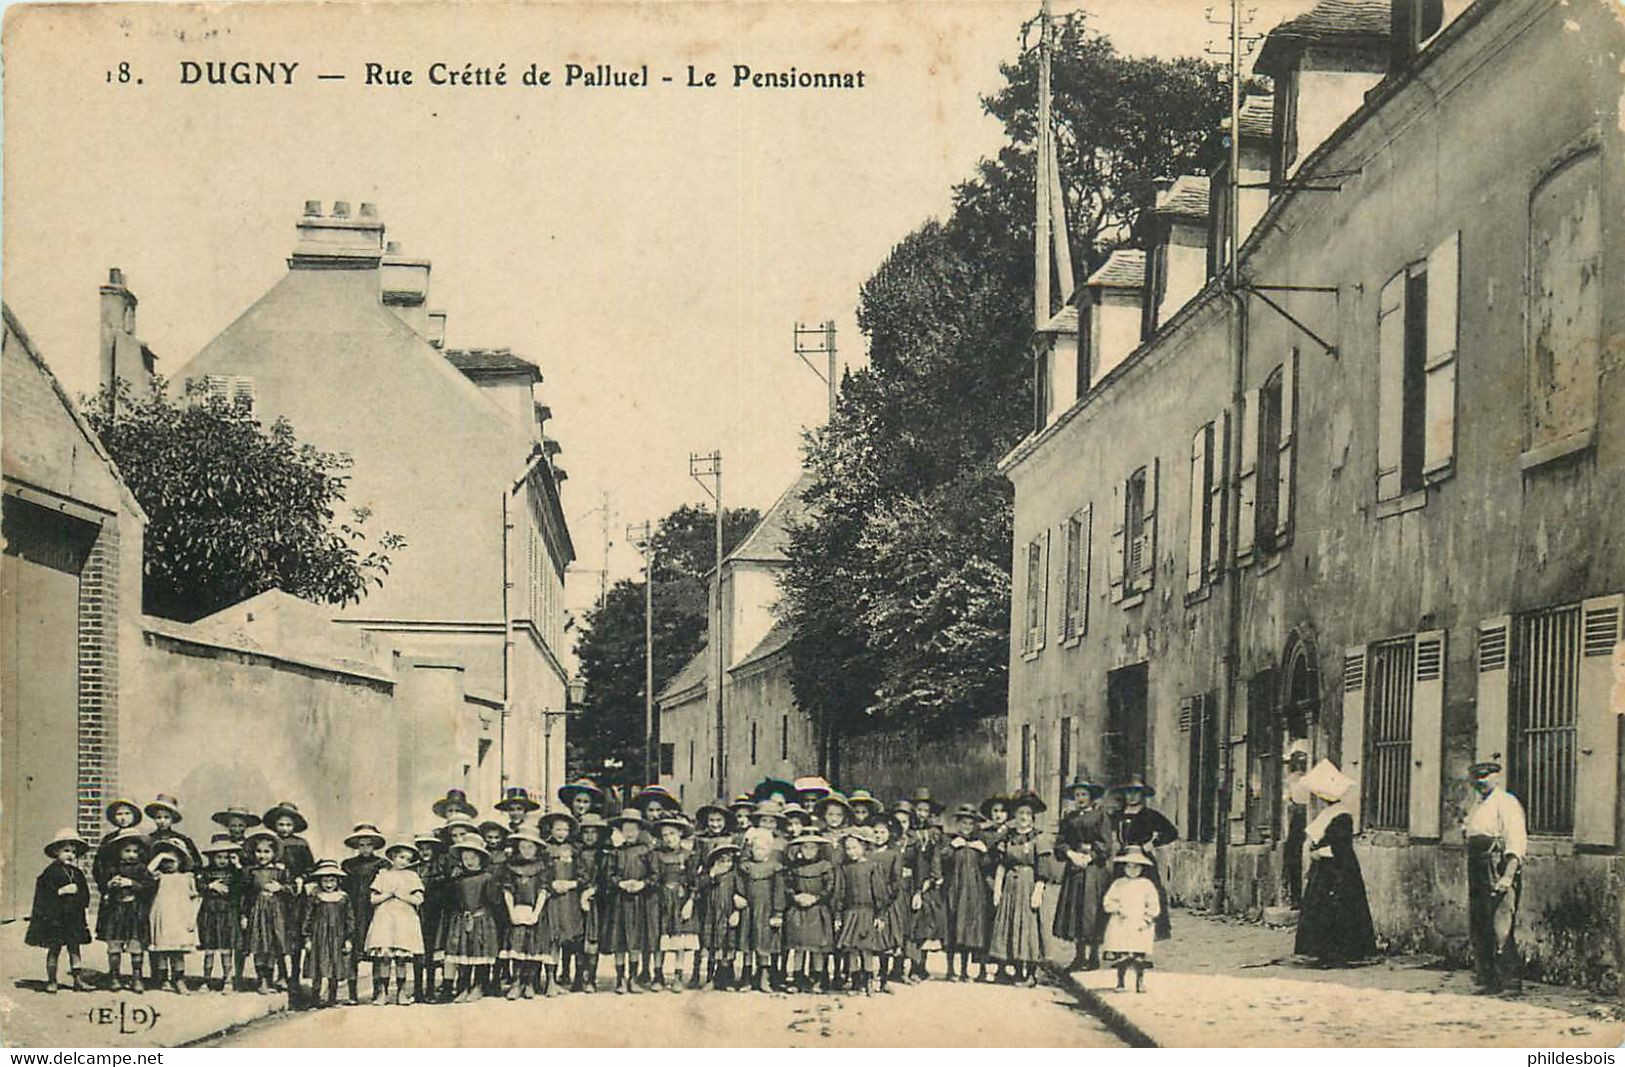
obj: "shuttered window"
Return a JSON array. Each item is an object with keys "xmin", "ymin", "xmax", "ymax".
[
  {"xmin": 1063, "ymin": 506, "xmax": 1090, "ymax": 639},
  {"xmin": 1513, "ymin": 605, "xmax": 1581, "ymax": 836},
  {"xmin": 1023, "ymin": 538, "xmax": 1046, "ymax": 654},
  {"xmin": 1183, "ymin": 693, "xmax": 1219, "ymax": 843},
  {"xmin": 1364, "ymin": 638, "xmax": 1415, "ymax": 831},
  {"xmin": 1527, "ymin": 149, "xmax": 1601, "ymax": 458},
  {"xmin": 1377, "ymin": 233, "xmax": 1460, "ymax": 500},
  {"xmin": 1187, "ymin": 424, "xmax": 1212, "ymax": 595},
  {"xmin": 1122, "ymin": 462, "xmax": 1158, "ymax": 597},
  {"xmin": 202, "ymin": 374, "xmax": 256, "ymax": 416}
]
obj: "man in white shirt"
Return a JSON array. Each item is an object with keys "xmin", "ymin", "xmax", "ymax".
[{"xmin": 1463, "ymin": 758, "xmax": 1527, "ymax": 995}]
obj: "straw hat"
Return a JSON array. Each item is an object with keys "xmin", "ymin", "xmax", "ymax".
[
  {"xmin": 631, "ymin": 783, "xmax": 679, "ymax": 812},
  {"xmin": 846, "ymin": 789, "xmax": 882, "ymax": 814},
  {"xmin": 201, "ymin": 833, "xmax": 242, "ymax": 855},
  {"xmin": 413, "ymin": 829, "xmax": 444, "ymax": 849},
  {"xmin": 813, "ymin": 792, "xmax": 852, "ymax": 818},
  {"xmin": 951, "ymin": 803, "xmax": 982, "ymax": 824},
  {"xmin": 104, "ymin": 797, "xmax": 144, "ymax": 825},
  {"xmin": 1064, "ymin": 777, "xmax": 1106, "ymax": 799},
  {"xmin": 243, "ymin": 827, "xmax": 281, "ymax": 854},
  {"xmin": 557, "ymin": 778, "xmax": 606, "ymax": 808},
  {"xmin": 752, "ymin": 800, "xmax": 786, "ymax": 825},
  {"xmin": 1113, "ymin": 844, "xmax": 1153, "ymax": 868},
  {"xmin": 106, "ymin": 827, "xmax": 149, "ymax": 858},
  {"xmin": 1297, "ymin": 759, "xmax": 1355, "ymax": 802},
  {"xmin": 144, "ymin": 794, "xmax": 185, "ymax": 823},
  {"xmin": 794, "ymin": 776, "xmax": 833, "ymax": 801},
  {"xmin": 1112, "ymin": 774, "xmax": 1157, "ymax": 799},
  {"xmin": 790, "ymin": 831, "xmax": 830, "ymax": 848},
  {"xmin": 727, "ymin": 793, "xmax": 756, "ymax": 814},
  {"xmin": 343, "ymin": 823, "xmax": 387, "ymax": 849},
  {"xmin": 780, "ymin": 802, "xmax": 810, "ymax": 821},
  {"xmin": 450, "ymin": 834, "xmax": 490, "ymax": 860},
  {"xmin": 507, "ymin": 825, "xmax": 547, "ymax": 850},
  {"xmin": 211, "ymin": 805, "xmax": 261, "ymax": 828},
  {"xmin": 262, "ymin": 801, "xmax": 309, "ymax": 834},
  {"xmin": 1008, "ymin": 790, "xmax": 1048, "ymax": 815},
  {"xmin": 495, "ymin": 787, "xmax": 541, "ymax": 814},
  {"xmin": 431, "ymin": 788, "xmax": 479, "ymax": 821},
  {"xmin": 908, "ymin": 786, "xmax": 944, "ymax": 814},
  {"xmin": 477, "ymin": 819, "xmax": 510, "ymax": 839},
  {"xmin": 654, "ymin": 813, "xmax": 694, "ymax": 837},
  {"xmin": 308, "ymin": 859, "xmax": 344, "ymax": 880},
  {"xmin": 439, "ymin": 816, "xmax": 478, "ymax": 837},
  {"xmin": 384, "ymin": 840, "xmax": 421, "ymax": 863},
  {"xmin": 43, "ymin": 828, "xmax": 89, "ymax": 858},
  {"xmin": 149, "ymin": 839, "xmax": 191, "ymax": 871},
  {"xmin": 693, "ymin": 802, "xmax": 735, "ymax": 831},
  {"xmin": 576, "ymin": 812, "xmax": 609, "ymax": 833},
  {"xmin": 538, "ymin": 808, "xmax": 579, "ymax": 834},
  {"xmin": 751, "ymin": 777, "xmax": 796, "ymax": 803},
  {"xmin": 609, "ymin": 809, "xmax": 645, "ymax": 829},
  {"xmin": 703, "ymin": 840, "xmax": 740, "ymax": 863}
]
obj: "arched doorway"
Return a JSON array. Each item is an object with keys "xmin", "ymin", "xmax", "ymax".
[{"xmin": 1277, "ymin": 631, "xmax": 1321, "ymax": 907}]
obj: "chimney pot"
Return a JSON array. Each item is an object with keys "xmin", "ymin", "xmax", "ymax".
[
  {"xmin": 303, "ymin": 199, "xmax": 323, "ymax": 216},
  {"xmin": 385, "ymin": 240, "xmax": 402, "ymax": 254},
  {"xmin": 359, "ymin": 202, "xmax": 378, "ymax": 218},
  {"xmin": 108, "ymin": 267, "xmax": 125, "ymax": 286},
  {"xmin": 332, "ymin": 200, "xmax": 352, "ymax": 218}
]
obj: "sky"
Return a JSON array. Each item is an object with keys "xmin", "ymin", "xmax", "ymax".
[{"xmin": 2, "ymin": 0, "xmax": 1308, "ymax": 613}]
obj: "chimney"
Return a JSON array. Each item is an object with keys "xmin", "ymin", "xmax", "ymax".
[
  {"xmin": 1143, "ymin": 176, "xmax": 1210, "ymax": 338},
  {"xmin": 426, "ymin": 310, "xmax": 448, "ymax": 350},
  {"xmin": 1032, "ymin": 303, "xmax": 1080, "ymax": 432},
  {"xmin": 380, "ymin": 240, "xmax": 432, "ymax": 337},
  {"xmin": 289, "ymin": 199, "xmax": 385, "ymax": 270},
  {"xmin": 1210, "ymin": 94, "xmax": 1275, "ymax": 276},
  {"xmin": 1076, "ymin": 249, "xmax": 1146, "ymax": 388},
  {"xmin": 1390, "ymin": 0, "xmax": 1470, "ymax": 70},
  {"xmin": 1255, "ymin": 0, "xmax": 1390, "ymax": 182},
  {"xmin": 98, "ymin": 267, "xmax": 155, "ymax": 395}
]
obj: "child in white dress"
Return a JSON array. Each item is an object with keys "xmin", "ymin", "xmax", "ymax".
[
  {"xmin": 365, "ymin": 841, "xmax": 426, "ymax": 1005},
  {"xmin": 147, "ymin": 842, "xmax": 200, "ymax": 994},
  {"xmin": 1101, "ymin": 845, "xmax": 1160, "ymax": 993}
]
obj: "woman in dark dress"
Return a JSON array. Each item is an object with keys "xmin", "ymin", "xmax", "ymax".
[
  {"xmin": 1294, "ymin": 760, "xmax": 1377, "ymax": 965},
  {"xmin": 1052, "ymin": 778, "xmax": 1115, "ymax": 969},
  {"xmin": 1109, "ymin": 775, "xmax": 1177, "ymax": 941}
]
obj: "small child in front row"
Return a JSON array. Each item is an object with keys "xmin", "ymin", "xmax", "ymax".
[
  {"xmin": 1100, "ymin": 845, "xmax": 1161, "ymax": 994},
  {"xmin": 782, "ymin": 832, "xmax": 836, "ymax": 992},
  {"xmin": 302, "ymin": 861, "xmax": 353, "ymax": 1008},
  {"xmin": 242, "ymin": 830, "xmax": 295, "ymax": 994},
  {"xmin": 97, "ymin": 828, "xmax": 155, "ymax": 993},
  {"xmin": 146, "ymin": 842, "xmax": 200, "ymax": 994},
  {"xmin": 197, "ymin": 836, "xmax": 243, "ymax": 993},
  {"xmin": 366, "ymin": 841, "xmax": 426, "ymax": 1005},
  {"xmin": 26, "ymin": 830, "xmax": 92, "ymax": 993}
]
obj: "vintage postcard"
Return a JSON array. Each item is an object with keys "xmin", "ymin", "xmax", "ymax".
[{"xmin": 3, "ymin": 0, "xmax": 1623, "ymax": 1050}]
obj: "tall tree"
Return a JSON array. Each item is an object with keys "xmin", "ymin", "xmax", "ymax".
[
  {"xmin": 84, "ymin": 377, "xmax": 404, "ymax": 621},
  {"xmin": 570, "ymin": 504, "xmax": 760, "ymax": 785},
  {"xmin": 783, "ymin": 18, "xmax": 1228, "ymax": 745}
]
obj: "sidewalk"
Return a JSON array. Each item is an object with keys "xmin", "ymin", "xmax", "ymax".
[
  {"xmin": 1050, "ymin": 908, "xmax": 1625, "ymax": 1047},
  {"xmin": 0, "ymin": 920, "xmax": 289, "ymax": 1047}
]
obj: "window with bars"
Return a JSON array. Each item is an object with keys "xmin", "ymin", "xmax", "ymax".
[
  {"xmin": 1363, "ymin": 638, "xmax": 1416, "ymax": 831},
  {"xmin": 1062, "ymin": 507, "xmax": 1090, "ymax": 640},
  {"xmin": 780, "ymin": 714, "xmax": 789, "ymax": 761},
  {"xmin": 1512, "ymin": 604, "xmax": 1580, "ymax": 836},
  {"xmin": 1058, "ymin": 716, "xmax": 1072, "ymax": 811},
  {"xmin": 750, "ymin": 721, "xmax": 758, "ymax": 765},
  {"xmin": 689, "ymin": 739, "xmax": 695, "ymax": 777}
]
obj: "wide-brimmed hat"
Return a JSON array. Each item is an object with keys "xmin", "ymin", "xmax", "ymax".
[
  {"xmin": 908, "ymin": 786, "xmax": 944, "ymax": 814},
  {"xmin": 846, "ymin": 789, "xmax": 882, "ymax": 813},
  {"xmin": 951, "ymin": 803, "xmax": 982, "ymax": 824},
  {"xmin": 439, "ymin": 816, "xmax": 478, "ymax": 837},
  {"xmin": 1008, "ymin": 790, "xmax": 1048, "ymax": 814},
  {"xmin": 431, "ymin": 789, "xmax": 479, "ymax": 821},
  {"xmin": 43, "ymin": 828, "xmax": 90, "ymax": 858},
  {"xmin": 384, "ymin": 839, "xmax": 421, "ymax": 862},
  {"xmin": 727, "ymin": 793, "xmax": 756, "ymax": 813},
  {"xmin": 1469, "ymin": 756, "xmax": 1504, "ymax": 779},
  {"xmin": 104, "ymin": 797, "xmax": 144, "ymax": 825},
  {"xmin": 888, "ymin": 801, "xmax": 916, "ymax": 822},
  {"xmin": 780, "ymin": 802, "xmax": 809, "ymax": 820},
  {"xmin": 477, "ymin": 820, "xmax": 510, "ymax": 839},
  {"xmin": 450, "ymin": 834, "xmax": 490, "ymax": 860},
  {"xmin": 752, "ymin": 800, "xmax": 786, "ymax": 824},
  {"xmin": 243, "ymin": 828, "xmax": 281, "ymax": 855},
  {"xmin": 790, "ymin": 831, "xmax": 830, "ymax": 848},
  {"xmin": 495, "ymin": 786, "xmax": 541, "ymax": 813},
  {"xmin": 694, "ymin": 802, "xmax": 735, "ymax": 830},
  {"xmin": 654, "ymin": 814, "xmax": 694, "ymax": 837},
  {"xmin": 308, "ymin": 859, "xmax": 343, "ymax": 880},
  {"xmin": 262, "ymin": 801, "xmax": 309, "ymax": 834},
  {"xmin": 507, "ymin": 825, "xmax": 547, "ymax": 849},
  {"xmin": 1113, "ymin": 845, "xmax": 1153, "ymax": 868},
  {"xmin": 344, "ymin": 823, "xmax": 387, "ymax": 849},
  {"xmin": 978, "ymin": 794, "xmax": 1010, "ymax": 818},
  {"xmin": 813, "ymin": 792, "xmax": 852, "ymax": 817},
  {"xmin": 751, "ymin": 777, "xmax": 796, "ymax": 803},
  {"xmin": 557, "ymin": 778, "xmax": 606, "ymax": 808},
  {"xmin": 413, "ymin": 829, "xmax": 444, "ymax": 849},
  {"xmin": 1298, "ymin": 759, "xmax": 1355, "ymax": 802},
  {"xmin": 609, "ymin": 809, "xmax": 644, "ymax": 829},
  {"xmin": 211, "ymin": 805, "xmax": 261, "ymax": 828},
  {"xmin": 535, "ymin": 808, "xmax": 576, "ymax": 834},
  {"xmin": 106, "ymin": 827, "xmax": 149, "ymax": 857},
  {"xmin": 1064, "ymin": 777, "xmax": 1107, "ymax": 799},
  {"xmin": 149, "ymin": 839, "xmax": 191, "ymax": 871},
  {"xmin": 630, "ymin": 784, "xmax": 679, "ymax": 812},
  {"xmin": 201, "ymin": 833, "xmax": 242, "ymax": 855},
  {"xmin": 704, "ymin": 840, "xmax": 740, "ymax": 864},
  {"xmin": 577, "ymin": 812, "xmax": 609, "ymax": 833},
  {"xmin": 794, "ymin": 776, "xmax": 833, "ymax": 801},
  {"xmin": 144, "ymin": 794, "xmax": 185, "ymax": 823},
  {"xmin": 1112, "ymin": 775, "xmax": 1156, "ymax": 799}
]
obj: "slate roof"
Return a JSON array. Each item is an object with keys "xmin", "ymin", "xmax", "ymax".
[
  {"xmin": 1154, "ymin": 175, "xmax": 1211, "ymax": 219},
  {"xmin": 1258, "ymin": 0, "xmax": 1390, "ymax": 74},
  {"xmin": 723, "ymin": 470, "xmax": 816, "ymax": 566},
  {"xmin": 658, "ymin": 645, "xmax": 710, "ymax": 705},
  {"xmin": 444, "ymin": 346, "xmax": 542, "ymax": 382},
  {"xmin": 1037, "ymin": 305, "xmax": 1079, "ymax": 334},
  {"xmin": 1233, "ymin": 94, "xmax": 1275, "ymax": 139},
  {"xmin": 731, "ymin": 618, "xmax": 794, "ymax": 674},
  {"xmin": 1085, "ymin": 249, "xmax": 1147, "ymax": 290}
]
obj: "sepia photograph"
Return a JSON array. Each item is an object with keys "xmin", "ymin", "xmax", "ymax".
[{"xmin": 2, "ymin": 0, "xmax": 1623, "ymax": 1051}]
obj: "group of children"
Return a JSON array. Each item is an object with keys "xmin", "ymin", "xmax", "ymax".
[{"xmin": 26, "ymin": 774, "xmax": 1171, "ymax": 1002}]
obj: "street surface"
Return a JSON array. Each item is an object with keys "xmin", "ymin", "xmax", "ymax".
[{"xmin": 208, "ymin": 978, "xmax": 1127, "ymax": 1047}]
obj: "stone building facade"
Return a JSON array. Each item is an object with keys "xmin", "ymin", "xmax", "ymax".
[{"xmin": 1001, "ymin": 0, "xmax": 1625, "ymax": 987}]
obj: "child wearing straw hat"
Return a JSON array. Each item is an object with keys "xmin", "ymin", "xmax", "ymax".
[
  {"xmin": 342, "ymin": 823, "xmax": 388, "ymax": 1004},
  {"xmin": 27, "ymin": 829, "xmax": 92, "ymax": 993},
  {"xmin": 1101, "ymin": 845, "xmax": 1160, "ymax": 993},
  {"xmin": 196, "ymin": 834, "xmax": 243, "ymax": 993},
  {"xmin": 97, "ymin": 828, "xmax": 155, "ymax": 993},
  {"xmin": 602, "ymin": 809, "xmax": 659, "ymax": 994},
  {"xmin": 147, "ymin": 840, "xmax": 200, "ymax": 994},
  {"xmin": 302, "ymin": 860, "xmax": 353, "ymax": 1008},
  {"xmin": 695, "ymin": 839, "xmax": 740, "ymax": 990},
  {"xmin": 652, "ymin": 814, "xmax": 699, "ymax": 992},
  {"xmin": 942, "ymin": 804, "xmax": 992, "ymax": 982},
  {"xmin": 731, "ymin": 825, "xmax": 786, "ymax": 992},
  {"xmin": 366, "ymin": 840, "xmax": 426, "ymax": 1004},
  {"xmin": 499, "ymin": 824, "xmax": 549, "ymax": 999},
  {"xmin": 535, "ymin": 810, "xmax": 584, "ymax": 996},
  {"xmin": 442, "ymin": 834, "xmax": 504, "ymax": 1002},
  {"xmin": 93, "ymin": 798, "xmax": 144, "ymax": 892},
  {"xmin": 782, "ymin": 831, "xmax": 836, "ymax": 993},
  {"xmin": 572, "ymin": 811, "xmax": 609, "ymax": 992},
  {"xmin": 145, "ymin": 794, "xmax": 202, "ymax": 872},
  {"xmin": 413, "ymin": 829, "xmax": 448, "ymax": 1002},
  {"xmin": 242, "ymin": 829, "xmax": 295, "ymax": 994},
  {"xmin": 263, "ymin": 802, "xmax": 315, "ymax": 985},
  {"xmin": 988, "ymin": 791, "xmax": 1048, "ymax": 986},
  {"xmin": 833, "ymin": 828, "xmax": 891, "ymax": 996}
]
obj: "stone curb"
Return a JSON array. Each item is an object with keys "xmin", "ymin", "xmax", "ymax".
[{"xmin": 1044, "ymin": 963, "xmax": 1158, "ymax": 1048}]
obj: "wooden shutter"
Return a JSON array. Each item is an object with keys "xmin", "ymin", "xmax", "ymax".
[
  {"xmin": 1206, "ymin": 409, "xmax": 1230, "ymax": 584},
  {"xmin": 1040, "ymin": 529, "xmax": 1052, "ymax": 648},
  {"xmin": 1376, "ymin": 270, "xmax": 1407, "ymax": 501},
  {"xmin": 1108, "ymin": 480, "xmax": 1125, "ymax": 603},
  {"xmin": 1474, "ymin": 616, "xmax": 1511, "ymax": 770},
  {"xmin": 1410, "ymin": 630, "xmax": 1445, "ymax": 838},
  {"xmin": 1423, "ymin": 232, "xmax": 1460, "ymax": 480},
  {"xmin": 1140, "ymin": 457, "xmax": 1159, "ymax": 591},
  {"xmin": 1079, "ymin": 504, "xmax": 1092, "ymax": 637},
  {"xmin": 1275, "ymin": 348, "xmax": 1298, "ymax": 545},
  {"xmin": 1187, "ymin": 425, "xmax": 1210, "ymax": 594},
  {"xmin": 1342, "ymin": 645, "xmax": 1368, "ymax": 832},
  {"xmin": 1237, "ymin": 388, "xmax": 1260, "ymax": 561},
  {"xmin": 1575, "ymin": 595, "xmax": 1623, "ymax": 846},
  {"xmin": 1228, "ymin": 725, "xmax": 1249, "ymax": 847}
]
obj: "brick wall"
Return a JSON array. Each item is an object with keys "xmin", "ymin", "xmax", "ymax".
[{"xmin": 76, "ymin": 521, "xmax": 118, "ymax": 842}]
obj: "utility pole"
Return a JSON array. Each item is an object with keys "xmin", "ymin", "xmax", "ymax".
[
  {"xmin": 792, "ymin": 320, "xmax": 839, "ymax": 423},
  {"xmin": 1034, "ymin": 0, "xmax": 1052, "ymax": 329},
  {"xmin": 689, "ymin": 451, "xmax": 725, "ymax": 794},
  {"xmin": 626, "ymin": 520, "xmax": 656, "ymax": 784}
]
